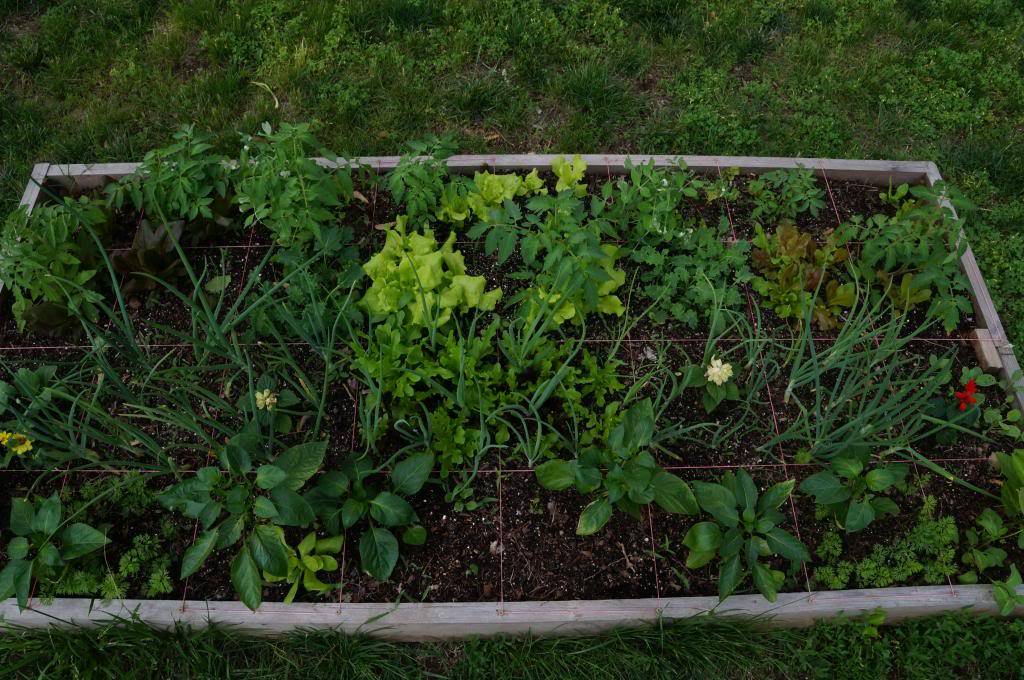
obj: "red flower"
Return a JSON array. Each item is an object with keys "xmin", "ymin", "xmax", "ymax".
[{"xmin": 954, "ymin": 378, "xmax": 978, "ymax": 411}]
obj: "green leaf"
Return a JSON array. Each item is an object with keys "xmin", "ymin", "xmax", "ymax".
[
  {"xmin": 832, "ymin": 457, "xmax": 864, "ymax": 479},
  {"xmin": 274, "ymin": 441, "xmax": 328, "ymax": 490},
  {"xmin": 576, "ymin": 498, "xmax": 613, "ymax": 536},
  {"xmin": 7, "ymin": 537, "xmax": 29, "ymax": 560},
  {"xmin": 650, "ymin": 472, "xmax": 698, "ymax": 515},
  {"xmin": 256, "ymin": 465, "xmax": 288, "ymax": 490},
  {"xmin": 9, "ymin": 498, "xmax": 34, "ymax": 536},
  {"xmin": 765, "ymin": 527, "xmax": 809, "ymax": 562},
  {"xmin": 391, "ymin": 452, "xmax": 434, "ymax": 495},
  {"xmin": 369, "ymin": 492, "xmax": 415, "ymax": 527},
  {"xmin": 248, "ymin": 525, "xmax": 289, "ymax": 576},
  {"xmin": 403, "ymin": 525, "xmax": 427, "ymax": 546},
  {"xmin": 59, "ymin": 523, "xmax": 110, "ymax": 560},
  {"xmin": 32, "ymin": 495, "xmax": 61, "ymax": 535},
  {"xmin": 204, "ymin": 275, "xmax": 232, "ymax": 294},
  {"xmin": 535, "ymin": 459, "xmax": 576, "ymax": 491},
  {"xmin": 865, "ymin": 465, "xmax": 908, "ymax": 492},
  {"xmin": 221, "ymin": 443, "xmax": 252, "ymax": 475},
  {"xmin": 0, "ymin": 559, "xmax": 32, "ymax": 608},
  {"xmin": 269, "ymin": 487, "xmax": 315, "ymax": 526},
  {"xmin": 751, "ymin": 561, "xmax": 780, "ymax": 602},
  {"xmin": 359, "ymin": 527, "xmax": 399, "ymax": 581},
  {"xmin": 341, "ymin": 498, "xmax": 367, "ymax": 528},
  {"xmin": 231, "ymin": 546, "xmax": 263, "ymax": 611},
  {"xmin": 757, "ymin": 479, "xmax": 795, "ymax": 512},
  {"xmin": 718, "ymin": 554, "xmax": 743, "ymax": 600},
  {"xmin": 799, "ymin": 471, "xmax": 849, "ymax": 505},
  {"xmin": 693, "ymin": 482, "xmax": 739, "ymax": 526},
  {"xmin": 181, "ymin": 530, "xmax": 218, "ymax": 578},
  {"xmin": 844, "ymin": 499, "xmax": 876, "ymax": 533},
  {"xmin": 683, "ymin": 522, "xmax": 723, "ymax": 553},
  {"xmin": 253, "ymin": 496, "xmax": 279, "ymax": 519}
]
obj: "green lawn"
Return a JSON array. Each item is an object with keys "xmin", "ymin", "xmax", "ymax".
[
  {"xmin": 3, "ymin": 613, "xmax": 1024, "ymax": 679},
  {"xmin": 3, "ymin": 0, "xmax": 1024, "ymax": 343}
]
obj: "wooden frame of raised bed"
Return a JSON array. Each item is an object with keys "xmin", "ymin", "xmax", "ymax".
[{"xmin": 2, "ymin": 155, "xmax": 1022, "ymax": 639}]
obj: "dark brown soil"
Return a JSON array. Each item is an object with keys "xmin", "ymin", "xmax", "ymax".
[{"xmin": 500, "ymin": 471, "xmax": 657, "ymax": 601}]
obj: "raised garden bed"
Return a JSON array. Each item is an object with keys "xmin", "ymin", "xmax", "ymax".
[{"xmin": 2, "ymin": 128, "xmax": 1023, "ymax": 638}]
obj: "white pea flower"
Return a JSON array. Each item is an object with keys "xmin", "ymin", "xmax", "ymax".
[{"xmin": 705, "ymin": 356, "xmax": 733, "ymax": 386}]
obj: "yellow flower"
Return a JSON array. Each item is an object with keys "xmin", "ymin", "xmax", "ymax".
[
  {"xmin": 255, "ymin": 389, "xmax": 277, "ymax": 411},
  {"xmin": 0, "ymin": 431, "xmax": 10, "ymax": 446},
  {"xmin": 6, "ymin": 433, "xmax": 32, "ymax": 456},
  {"xmin": 705, "ymin": 357, "xmax": 734, "ymax": 386}
]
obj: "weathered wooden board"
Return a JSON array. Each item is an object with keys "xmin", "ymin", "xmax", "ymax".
[{"xmin": 1, "ymin": 585, "xmax": 1020, "ymax": 640}]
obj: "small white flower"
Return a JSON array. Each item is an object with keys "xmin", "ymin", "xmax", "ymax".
[
  {"xmin": 705, "ymin": 356, "xmax": 733, "ymax": 386},
  {"xmin": 255, "ymin": 389, "xmax": 277, "ymax": 411},
  {"xmin": 279, "ymin": 170, "xmax": 291, "ymax": 178}
]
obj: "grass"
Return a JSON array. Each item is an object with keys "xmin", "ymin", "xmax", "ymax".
[{"xmin": 2, "ymin": 613, "xmax": 1024, "ymax": 679}]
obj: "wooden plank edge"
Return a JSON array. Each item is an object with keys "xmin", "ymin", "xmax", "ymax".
[
  {"xmin": 18, "ymin": 163, "xmax": 49, "ymax": 212},
  {"xmin": 925, "ymin": 165, "xmax": 1024, "ymax": 410},
  {"xmin": 40, "ymin": 156, "xmax": 934, "ymax": 183},
  {"xmin": 1, "ymin": 585, "xmax": 1020, "ymax": 640}
]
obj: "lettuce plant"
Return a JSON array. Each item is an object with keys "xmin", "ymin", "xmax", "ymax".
[
  {"xmin": 263, "ymin": 531, "xmax": 343, "ymax": 603},
  {"xmin": 359, "ymin": 217, "xmax": 502, "ymax": 327},
  {"xmin": 751, "ymin": 222, "xmax": 854, "ymax": 329},
  {"xmin": 552, "ymin": 155, "xmax": 587, "ymax": 197}
]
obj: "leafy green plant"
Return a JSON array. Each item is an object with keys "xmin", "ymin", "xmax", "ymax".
[
  {"xmin": 263, "ymin": 531, "xmax": 343, "ymax": 603},
  {"xmin": 305, "ymin": 452, "xmax": 432, "ymax": 581},
  {"xmin": 0, "ymin": 199, "xmax": 107, "ymax": 334},
  {"xmin": 812, "ymin": 496, "xmax": 958, "ymax": 589},
  {"xmin": 747, "ymin": 167, "xmax": 825, "ymax": 223},
  {"xmin": 551, "ymin": 155, "xmax": 587, "ymax": 197},
  {"xmin": 0, "ymin": 494, "xmax": 111, "ymax": 608},
  {"xmin": 387, "ymin": 136, "xmax": 456, "ymax": 222},
  {"xmin": 992, "ymin": 565, "xmax": 1024, "ymax": 616},
  {"xmin": 750, "ymin": 222, "xmax": 853, "ymax": 329},
  {"xmin": 535, "ymin": 399, "xmax": 698, "ymax": 535},
  {"xmin": 853, "ymin": 183, "xmax": 972, "ymax": 333},
  {"xmin": 959, "ymin": 508, "xmax": 1010, "ymax": 583},
  {"xmin": 234, "ymin": 122, "xmax": 353, "ymax": 248},
  {"xmin": 628, "ymin": 217, "xmax": 751, "ymax": 329},
  {"xmin": 800, "ymin": 452, "xmax": 909, "ymax": 533},
  {"xmin": 359, "ymin": 217, "xmax": 502, "ymax": 327},
  {"xmin": 683, "ymin": 469, "xmax": 808, "ymax": 601},
  {"xmin": 106, "ymin": 124, "xmax": 231, "ymax": 226},
  {"xmin": 158, "ymin": 427, "xmax": 329, "ymax": 610},
  {"xmin": 992, "ymin": 449, "xmax": 1024, "ymax": 548}
]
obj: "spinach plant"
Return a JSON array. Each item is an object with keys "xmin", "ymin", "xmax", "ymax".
[{"xmin": 684, "ymin": 469, "xmax": 808, "ymax": 601}]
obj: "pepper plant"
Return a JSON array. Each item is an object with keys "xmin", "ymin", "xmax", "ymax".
[
  {"xmin": 799, "ymin": 452, "xmax": 909, "ymax": 533},
  {"xmin": 0, "ymin": 494, "xmax": 110, "ymax": 608},
  {"xmin": 684, "ymin": 469, "xmax": 808, "ymax": 601},
  {"xmin": 534, "ymin": 399, "xmax": 698, "ymax": 535}
]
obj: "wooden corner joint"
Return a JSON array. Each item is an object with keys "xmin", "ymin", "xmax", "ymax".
[{"xmin": 969, "ymin": 328, "xmax": 1003, "ymax": 372}]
